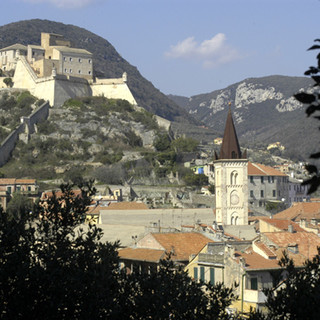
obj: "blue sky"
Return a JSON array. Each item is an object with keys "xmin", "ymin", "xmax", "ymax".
[{"xmin": 3, "ymin": 0, "xmax": 320, "ymax": 96}]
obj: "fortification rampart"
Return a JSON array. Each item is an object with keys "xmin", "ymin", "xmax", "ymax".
[
  {"xmin": 0, "ymin": 101, "xmax": 50, "ymax": 167},
  {"xmin": 13, "ymin": 56, "xmax": 137, "ymax": 107}
]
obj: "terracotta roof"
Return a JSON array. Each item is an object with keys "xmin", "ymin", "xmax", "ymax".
[
  {"xmin": 105, "ymin": 201, "xmax": 149, "ymax": 210},
  {"xmin": 40, "ymin": 189, "xmax": 82, "ymax": 200},
  {"xmin": 235, "ymin": 247, "xmax": 280, "ymax": 270},
  {"xmin": 273, "ymin": 202, "xmax": 320, "ymax": 222},
  {"xmin": 118, "ymin": 248, "xmax": 165, "ymax": 263},
  {"xmin": 263, "ymin": 231, "xmax": 320, "ymax": 265},
  {"xmin": 0, "ymin": 178, "xmax": 36, "ymax": 185},
  {"xmin": 218, "ymin": 109, "xmax": 244, "ymax": 160},
  {"xmin": 248, "ymin": 162, "xmax": 287, "ymax": 176},
  {"xmin": 254, "ymin": 240, "xmax": 277, "ymax": 259},
  {"xmin": 260, "ymin": 218, "xmax": 305, "ymax": 232},
  {"xmin": 151, "ymin": 232, "xmax": 211, "ymax": 261}
]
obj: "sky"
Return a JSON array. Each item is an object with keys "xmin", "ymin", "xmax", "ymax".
[{"xmin": 2, "ymin": 0, "xmax": 320, "ymax": 97}]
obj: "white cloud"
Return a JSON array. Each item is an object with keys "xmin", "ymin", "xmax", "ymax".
[
  {"xmin": 21, "ymin": 0, "xmax": 98, "ymax": 9},
  {"xmin": 165, "ymin": 33, "xmax": 241, "ymax": 68}
]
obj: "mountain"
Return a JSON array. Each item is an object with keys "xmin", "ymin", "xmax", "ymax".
[
  {"xmin": 168, "ymin": 75, "xmax": 318, "ymax": 161},
  {"xmin": 0, "ymin": 19, "xmax": 196, "ymax": 124}
]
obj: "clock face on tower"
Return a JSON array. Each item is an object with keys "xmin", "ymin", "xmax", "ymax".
[{"xmin": 230, "ymin": 192, "xmax": 239, "ymax": 205}]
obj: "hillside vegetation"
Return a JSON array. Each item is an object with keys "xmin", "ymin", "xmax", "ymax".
[
  {"xmin": 0, "ymin": 90, "xmax": 205, "ymax": 189},
  {"xmin": 0, "ymin": 19, "xmax": 196, "ymax": 124}
]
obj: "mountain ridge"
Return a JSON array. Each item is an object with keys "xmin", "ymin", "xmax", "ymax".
[{"xmin": 168, "ymin": 75, "xmax": 317, "ymax": 162}]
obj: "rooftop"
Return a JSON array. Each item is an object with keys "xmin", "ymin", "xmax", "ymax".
[
  {"xmin": 273, "ymin": 202, "xmax": 320, "ymax": 222},
  {"xmin": 148, "ymin": 232, "xmax": 211, "ymax": 261},
  {"xmin": 248, "ymin": 162, "xmax": 287, "ymax": 176}
]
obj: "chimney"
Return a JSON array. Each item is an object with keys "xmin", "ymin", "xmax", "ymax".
[{"xmin": 288, "ymin": 224, "xmax": 294, "ymax": 233}]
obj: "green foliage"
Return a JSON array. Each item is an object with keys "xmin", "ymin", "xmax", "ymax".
[
  {"xmin": 6, "ymin": 192, "xmax": 35, "ymax": 221},
  {"xmin": 294, "ymin": 40, "xmax": 320, "ymax": 194},
  {"xmin": 208, "ymin": 184, "xmax": 215, "ymax": 194},
  {"xmin": 171, "ymin": 137, "xmax": 199, "ymax": 153},
  {"xmin": 248, "ymin": 249, "xmax": 320, "ymax": 320},
  {"xmin": 153, "ymin": 133, "xmax": 171, "ymax": 151},
  {"xmin": 184, "ymin": 172, "xmax": 209, "ymax": 187},
  {"xmin": 3, "ymin": 77, "xmax": 13, "ymax": 88},
  {"xmin": 36, "ymin": 120, "xmax": 57, "ymax": 135},
  {"xmin": 125, "ymin": 130, "xmax": 143, "ymax": 147}
]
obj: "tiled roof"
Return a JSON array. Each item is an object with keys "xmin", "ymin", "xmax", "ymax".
[
  {"xmin": 248, "ymin": 162, "xmax": 287, "ymax": 176},
  {"xmin": 263, "ymin": 231, "xmax": 320, "ymax": 265},
  {"xmin": 235, "ymin": 247, "xmax": 280, "ymax": 270},
  {"xmin": 105, "ymin": 202, "xmax": 149, "ymax": 210},
  {"xmin": 53, "ymin": 46, "xmax": 92, "ymax": 55},
  {"xmin": 273, "ymin": 202, "xmax": 320, "ymax": 222},
  {"xmin": 151, "ymin": 232, "xmax": 211, "ymax": 261},
  {"xmin": 254, "ymin": 240, "xmax": 277, "ymax": 259},
  {"xmin": 0, "ymin": 178, "xmax": 36, "ymax": 185},
  {"xmin": 260, "ymin": 218, "xmax": 305, "ymax": 232},
  {"xmin": 118, "ymin": 248, "xmax": 165, "ymax": 263},
  {"xmin": 40, "ymin": 189, "xmax": 82, "ymax": 200}
]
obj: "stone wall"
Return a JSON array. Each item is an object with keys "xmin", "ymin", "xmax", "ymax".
[{"xmin": 0, "ymin": 101, "xmax": 50, "ymax": 167}]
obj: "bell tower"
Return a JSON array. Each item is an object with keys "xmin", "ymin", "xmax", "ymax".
[{"xmin": 214, "ymin": 105, "xmax": 248, "ymax": 225}]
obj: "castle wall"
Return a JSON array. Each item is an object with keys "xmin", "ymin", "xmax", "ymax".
[
  {"xmin": 0, "ymin": 101, "xmax": 50, "ymax": 167},
  {"xmin": 54, "ymin": 76, "xmax": 92, "ymax": 106},
  {"xmin": 91, "ymin": 82, "xmax": 137, "ymax": 105}
]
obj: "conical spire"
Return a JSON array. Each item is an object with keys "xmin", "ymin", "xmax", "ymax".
[{"xmin": 218, "ymin": 106, "xmax": 244, "ymax": 159}]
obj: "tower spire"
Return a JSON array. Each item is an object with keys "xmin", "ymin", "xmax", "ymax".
[{"xmin": 218, "ymin": 103, "xmax": 244, "ymax": 159}]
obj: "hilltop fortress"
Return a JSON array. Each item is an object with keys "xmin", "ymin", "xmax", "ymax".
[{"xmin": 0, "ymin": 32, "xmax": 137, "ymax": 107}]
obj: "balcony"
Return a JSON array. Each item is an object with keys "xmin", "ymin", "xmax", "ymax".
[{"xmin": 244, "ymin": 289, "xmax": 267, "ymax": 304}]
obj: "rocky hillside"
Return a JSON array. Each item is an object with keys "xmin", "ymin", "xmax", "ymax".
[
  {"xmin": 0, "ymin": 91, "xmax": 164, "ymax": 183},
  {"xmin": 169, "ymin": 75, "xmax": 318, "ymax": 161},
  {"xmin": 0, "ymin": 19, "xmax": 196, "ymax": 124}
]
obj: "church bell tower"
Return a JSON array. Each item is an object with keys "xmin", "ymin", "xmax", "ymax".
[{"xmin": 214, "ymin": 105, "xmax": 248, "ymax": 225}]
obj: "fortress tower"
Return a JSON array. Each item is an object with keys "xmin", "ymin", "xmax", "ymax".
[{"xmin": 214, "ymin": 106, "xmax": 248, "ymax": 225}]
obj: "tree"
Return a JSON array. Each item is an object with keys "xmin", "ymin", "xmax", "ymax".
[
  {"xmin": 248, "ymin": 250, "xmax": 320, "ymax": 320},
  {"xmin": 0, "ymin": 181, "xmax": 238, "ymax": 319},
  {"xmin": 0, "ymin": 182, "xmax": 123, "ymax": 319},
  {"xmin": 121, "ymin": 256, "xmax": 238, "ymax": 319},
  {"xmin": 5, "ymin": 192, "xmax": 34, "ymax": 221},
  {"xmin": 3, "ymin": 77, "xmax": 13, "ymax": 88},
  {"xmin": 294, "ymin": 40, "xmax": 320, "ymax": 194}
]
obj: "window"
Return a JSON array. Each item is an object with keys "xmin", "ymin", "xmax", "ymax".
[
  {"xmin": 268, "ymin": 176, "xmax": 271, "ymax": 183},
  {"xmin": 88, "ymin": 71, "xmax": 91, "ymax": 75},
  {"xmin": 250, "ymin": 277, "xmax": 258, "ymax": 290},
  {"xmin": 261, "ymin": 176, "xmax": 264, "ymax": 183},
  {"xmin": 63, "ymin": 57, "xmax": 66, "ymax": 61},
  {"xmin": 78, "ymin": 70, "xmax": 81, "ymax": 74},
  {"xmin": 70, "ymin": 69, "xmax": 72, "ymax": 73},
  {"xmin": 200, "ymin": 266, "xmax": 205, "ymax": 281},
  {"xmin": 78, "ymin": 58, "xmax": 82, "ymax": 63},
  {"xmin": 261, "ymin": 190, "xmax": 264, "ymax": 198},
  {"xmin": 88, "ymin": 59, "xmax": 92, "ymax": 64},
  {"xmin": 250, "ymin": 190, "xmax": 254, "ymax": 198},
  {"xmin": 271, "ymin": 176, "xmax": 274, "ymax": 183},
  {"xmin": 273, "ymin": 190, "xmax": 276, "ymax": 197},
  {"xmin": 194, "ymin": 267, "xmax": 198, "ymax": 280},
  {"xmin": 69, "ymin": 57, "xmax": 73, "ymax": 62},
  {"xmin": 210, "ymin": 268, "xmax": 215, "ymax": 285},
  {"xmin": 64, "ymin": 68, "xmax": 68, "ymax": 73},
  {"xmin": 250, "ymin": 176, "xmax": 254, "ymax": 183},
  {"xmin": 7, "ymin": 186, "xmax": 12, "ymax": 194}
]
